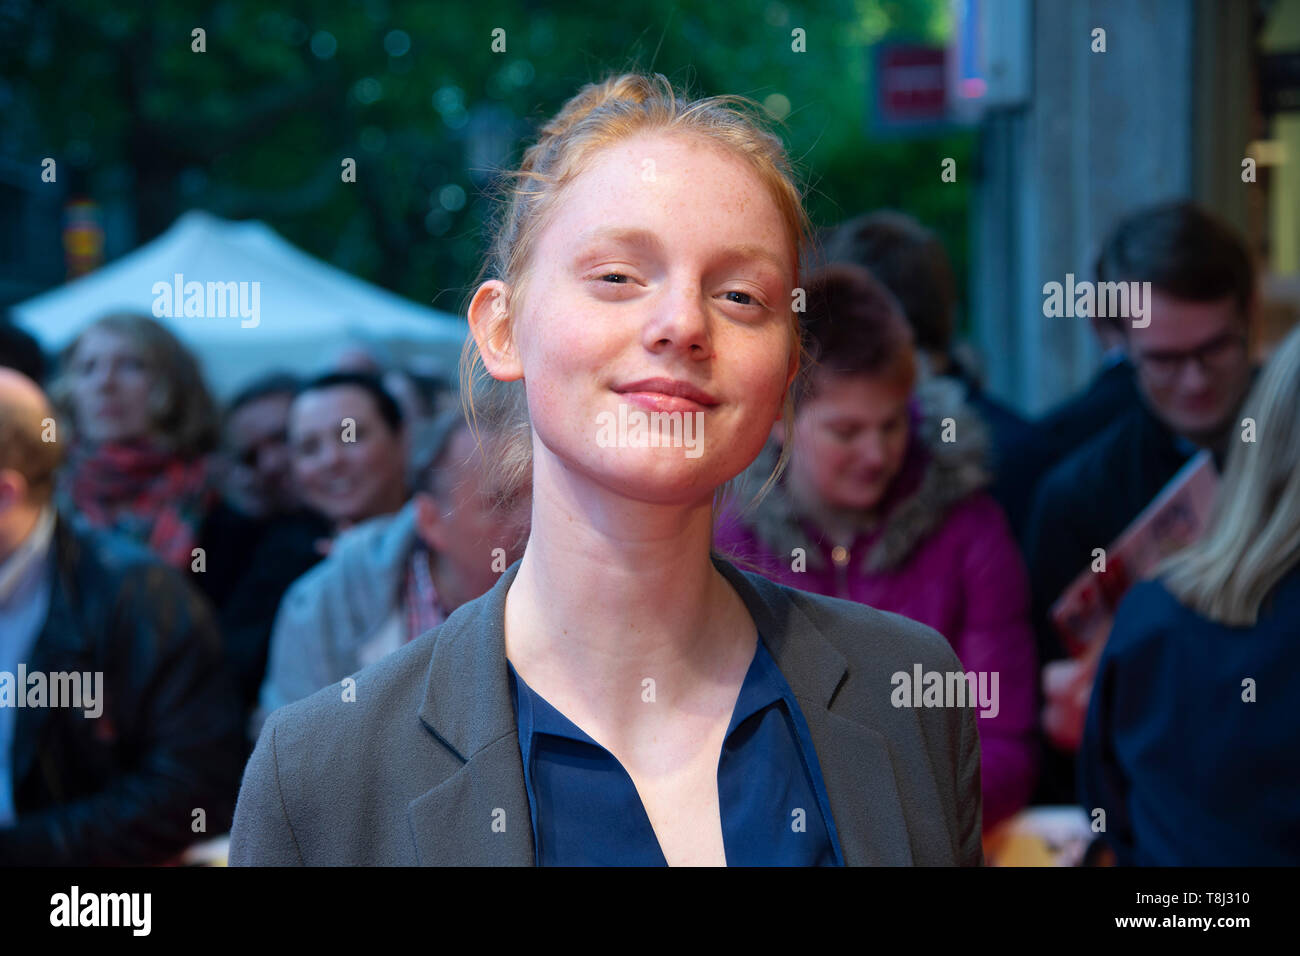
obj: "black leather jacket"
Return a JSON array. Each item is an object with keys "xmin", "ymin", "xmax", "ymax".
[{"xmin": 0, "ymin": 517, "xmax": 244, "ymax": 865}]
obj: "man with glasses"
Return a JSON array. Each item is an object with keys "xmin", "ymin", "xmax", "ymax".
[{"xmin": 1024, "ymin": 201, "xmax": 1258, "ymax": 805}]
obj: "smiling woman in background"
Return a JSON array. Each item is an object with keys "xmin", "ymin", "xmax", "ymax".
[
  {"xmin": 50, "ymin": 312, "xmax": 219, "ymax": 570},
  {"xmin": 286, "ymin": 370, "xmax": 410, "ymax": 541},
  {"xmin": 715, "ymin": 263, "xmax": 1038, "ymax": 833},
  {"xmin": 231, "ymin": 72, "xmax": 983, "ymax": 867}
]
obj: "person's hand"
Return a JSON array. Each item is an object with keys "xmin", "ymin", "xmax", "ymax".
[{"xmin": 1041, "ymin": 640, "xmax": 1104, "ymax": 751}]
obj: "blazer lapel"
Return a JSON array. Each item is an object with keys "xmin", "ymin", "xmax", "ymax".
[
  {"xmin": 798, "ymin": 706, "xmax": 915, "ymax": 865},
  {"xmin": 408, "ymin": 561, "xmax": 535, "ymax": 866},
  {"xmin": 712, "ymin": 556, "xmax": 915, "ymax": 865},
  {"xmin": 408, "ymin": 735, "xmax": 535, "ymax": 866},
  {"xmin": 408, "ymin": 555, "xmax": 916, "ymax": 866}
]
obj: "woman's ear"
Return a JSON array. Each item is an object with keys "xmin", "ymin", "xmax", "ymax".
[
  {"xmin": 467, "ymin": 280, "xmax": 524, "ymax": 382},
  {"xmin": 413, "ymin": 490, "xmax": 444, "ymax": 551}
]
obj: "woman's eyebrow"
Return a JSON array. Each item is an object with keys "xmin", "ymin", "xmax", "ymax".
[
  {"xmin": 572, "ymin": 226, "xmax": 664, "ymax": 257},
  {"xmin": 572, "ymin": 226, "xmax": 789, "ymax": 276}
]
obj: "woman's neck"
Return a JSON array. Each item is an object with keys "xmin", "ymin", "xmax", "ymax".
[{"xmin": 502, "ymin": 463, "xmax": 757, "ymax": 732}]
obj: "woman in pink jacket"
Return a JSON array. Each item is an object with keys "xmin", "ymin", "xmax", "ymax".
[{"xmin": 715, "ymin": 263, "xmax": 1038, "ymax": 831}]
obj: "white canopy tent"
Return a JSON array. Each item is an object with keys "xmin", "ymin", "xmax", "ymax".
[{"xmin": 12, "ymin": 210, "xmax": 469, "ymax": 398}]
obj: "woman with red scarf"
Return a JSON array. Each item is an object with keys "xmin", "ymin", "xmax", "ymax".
[{"xmin": 50, "ymin": 313, "xmax": 219, "ymax": 570}]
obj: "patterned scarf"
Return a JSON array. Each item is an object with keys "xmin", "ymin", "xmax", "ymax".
[{"xmin": 59, "ymin": 440, "xmax": 214, "ymax": 571}]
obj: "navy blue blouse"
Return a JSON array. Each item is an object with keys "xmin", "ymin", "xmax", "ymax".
[{"xmin": 507, "ymin": 635, "xmax": 845, "ymax": 866}]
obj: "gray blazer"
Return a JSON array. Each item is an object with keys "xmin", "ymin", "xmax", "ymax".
[{"xmin": 229, "ymin": 555, "xmax": 984, "ymax": 865}]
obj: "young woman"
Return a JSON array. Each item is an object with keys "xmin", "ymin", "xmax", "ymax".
[
  {"xmin": 286, "ymin": 370, "xmax": 410, "ymax": 537},
  {"xmin": 230, "ymin": 72, "xmax": 982, "ymax": 866},
  {"xmin": 714, "ymin": 263, "xmax": 1038, "ymax": 832},
  {"xmin": 50, "ymin": 312, "xmax": 220, "ymax": 570},
  {"xmin": 1079, "ymin": 324, "xmax": 1300, "ymax": 865}
]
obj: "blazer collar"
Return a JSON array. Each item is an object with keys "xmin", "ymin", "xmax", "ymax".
[
  {"xmin": 415, "ymin": 554, "xmax": 849, "ymax": 756},
  {"xmin": 412, "ymin": 553, "xmax": 912, "ymax": 866}
]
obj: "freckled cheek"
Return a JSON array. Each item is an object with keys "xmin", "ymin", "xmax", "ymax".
[{"xmin": 731, "ymin": 343, "xmax": 790, "ymax": 408}]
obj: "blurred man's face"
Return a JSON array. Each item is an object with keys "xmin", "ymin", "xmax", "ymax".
[
  {"xmin": 67, "ymin": 327, "xmax": 156, "ymax": 445},
  {"xmin": 1127, "ymin": 291, "xmax": 1253, "ymax": 444},
  {"xmin": 289, "ymin": 385, "xmax": 406, "ymax": 529},
  {"xmin": 224, "ymin": 392, "xmax": 296, "ymax": 518},
  {"xmin": 415, "ymin": 427, "xmax": 531, "ymax": 611}
]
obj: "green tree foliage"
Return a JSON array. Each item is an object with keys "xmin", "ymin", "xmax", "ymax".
[{"xmin": 1, "ymin": 0, "xmax": 972, "ymax": 322}]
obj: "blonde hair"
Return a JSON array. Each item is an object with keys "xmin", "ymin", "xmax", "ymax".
[
  {"xmin": 459, "ymin": 71, "xmax": 815, "ymax": 519},
  {"xmin": 1159, "ymin": 323, "xmax": 1300, "ymax": 625},
  {"xmin": 50, "ymin": 312, "xmax": 219, "ymax": 458}
]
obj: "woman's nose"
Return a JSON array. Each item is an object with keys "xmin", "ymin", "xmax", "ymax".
[
  {"xmin": 322, "ymin": 439, "xmax": 349, "ymax": 468},
  {"xmin": 858, "ymin": 432, "xmax": 887, "ymax": 465},
  {"xmin": 644, "ymin": 280, "xmax": 710, "ymax": 354},
  {"xmin": 88, "ymin": 363, "xmax": 115, "ymax": 389}
]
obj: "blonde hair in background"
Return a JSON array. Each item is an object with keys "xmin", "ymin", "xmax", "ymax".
[
  {"xmin": 458, "ymin": 70, "xmax": 816, "ymax": 524},
  {"xmin": 1159, "ymin": 322, "xmax": 1300, "ymax": 626},
  {"xmin": 49, "ymin": 312, "xmax": 220, "ymax": 459}
]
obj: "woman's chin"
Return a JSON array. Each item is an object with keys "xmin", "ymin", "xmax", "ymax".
[
  {"xmin": 828, "ymin": 488, "xmax": 886, "ymax": 512},
  {"xmin": 578, "ymin": 450, "xmax": 724, "ymax": 506}
]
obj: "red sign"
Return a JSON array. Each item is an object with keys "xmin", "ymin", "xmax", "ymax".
[{"xmin": 878, "ymin": 45, "xmax": 948, "ymax": 123}]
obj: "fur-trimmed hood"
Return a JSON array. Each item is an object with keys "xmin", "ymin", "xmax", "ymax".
[{"xmin": 732, "ymin": 377, "xmax": 993, "ymax": 574}]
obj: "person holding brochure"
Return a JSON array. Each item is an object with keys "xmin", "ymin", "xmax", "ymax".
[
  {"xmin": 229, "ymin": 72, "xmax": 983, "ymax": 866},
  {"xmin": 1079, "ymin": 325, "xmax": 1300, "ymax": 865},
  {"xmin": 1024, "ymin": 201, "xmax": 1259, "ymax": 804}
]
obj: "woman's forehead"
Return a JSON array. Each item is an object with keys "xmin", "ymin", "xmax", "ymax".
[
  {"xmin": 78, "ymin": 326, "xmax": 138, "ymax": 353},
  {"xmin": 533, "ymin": 213, "xmax": 797, "ymax": 290},
  {"xmin": 554, "ymin": 134, "xmax": 791, "ymax": 246},
  {"xmin": 293, "ymin": 385, "xmax": 378, "ymax": 422}
]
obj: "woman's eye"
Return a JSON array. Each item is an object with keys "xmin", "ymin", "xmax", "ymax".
[
  {"xmin": 598, "ymin": 273, "xmax": 630, "ymax": 284},
  {"xmin": 724, "ymin": 289, "xmax": 769, "ymax": 309}
]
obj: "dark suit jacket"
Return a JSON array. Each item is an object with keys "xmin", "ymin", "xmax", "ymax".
[
  {"xmin": 230, "ymin": 554, "xmax": 984, "ymax": 866},
  {"xmin": 1023, "ymin": 399, "xmax": 1192, "ymax": 805},
  {"xmin": 1031, "ymin": 359, "xmax": 1139, "ymax": 487},
  {"xmin": 946, "ymin": 365, "xmax": 1039, "ymax": 541},
  {"xmin": 1024, "ymin": 398, "xmax": 1192, "ymax": 668},
  {"xmin": 0, "ymin": 518, "xmax": 244, "ymax": 865}
]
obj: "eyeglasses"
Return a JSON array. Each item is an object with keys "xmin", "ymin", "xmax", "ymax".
[{"xmin": 1131, "ymin": 333, "xmax": 1247, "ymax": 386}]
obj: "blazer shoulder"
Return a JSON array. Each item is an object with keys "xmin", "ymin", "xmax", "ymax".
[
  {"xmin": 258, "ymin": 624, "xmax": 440, "ymax": 763},
  {"xmin": 749, "ymin": 569, "xmax": 963, "ymax": 676}
]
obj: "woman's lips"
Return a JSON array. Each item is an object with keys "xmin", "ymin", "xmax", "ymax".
[
  {"xmin": 617, "ymin": 390, "xmax": 713, "ymax": 414},
  {"xmin": 611, "ymin": 377, "xmax": 719, "ymax": 415}
]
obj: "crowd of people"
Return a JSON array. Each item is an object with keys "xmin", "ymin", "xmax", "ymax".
[{"xmin": 1, "ymin": 75, "xmax": 1297, "ymax": 866}]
